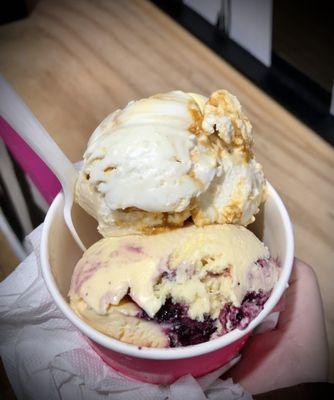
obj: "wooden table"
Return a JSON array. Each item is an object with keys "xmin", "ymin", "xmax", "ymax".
[{"xmin": 0, "ymin": 0, "xmax": 333, "ymax": 383}]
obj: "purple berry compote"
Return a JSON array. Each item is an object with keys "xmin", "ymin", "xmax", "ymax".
[
  {"xmin": 69, "ymin": 225, "xmax": 280, "ymax": 349},
  {"xmin": 136, "ymin": 257, "xmax": 278, "ymax": 347}
]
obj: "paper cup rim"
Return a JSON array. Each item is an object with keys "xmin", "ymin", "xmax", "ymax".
[{"xmin": 41, "ymin": 182, "xmax": 294, "ymax": 360}]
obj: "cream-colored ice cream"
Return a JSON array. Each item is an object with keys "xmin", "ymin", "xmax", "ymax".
[
  {"xmin": 72, "ymin": 298, "xmax": 169, "ymax": 348},
  {"xmin": 76, "ymin": 90, "xmax": 266, "ymax": 236},
  {"xmin": 69, "ymin": 225, "xmax": 279, "ymax": 347}
]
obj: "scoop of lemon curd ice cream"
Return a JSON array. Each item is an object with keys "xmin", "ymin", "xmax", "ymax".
[
  {"xmin": 69, "ymin": 225, "xmax": 279, "ymax": 348},
  {"xmin": 76, "ymin": 90, "xmax": 266, "ymax": 236}
]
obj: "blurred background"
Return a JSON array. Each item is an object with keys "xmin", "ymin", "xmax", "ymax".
[
  {"xmin": 1, "ymin": 0, "xmax": 333, "ymax": 267},
  {"xmin": 0, "ymin": 1, "xmax": 333, "ymax": 395}
]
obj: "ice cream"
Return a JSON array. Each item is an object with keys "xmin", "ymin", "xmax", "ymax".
[
  {"xmin": 70, "ymin": 89, "xmax": 275, "ymax": 348},
  {"xmin": 69, "ymin": 225, "xmax": 279, "ymax": 348},
  {"xmin": 76, "ymin": 90, "xmax": 266, "ymax": 236}
]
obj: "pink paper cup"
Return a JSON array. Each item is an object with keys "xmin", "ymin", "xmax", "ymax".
[{"xmin": 40, "ymin": 182, "xmax": 294, "ymax": 384}]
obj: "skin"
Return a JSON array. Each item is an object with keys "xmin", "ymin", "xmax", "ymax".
[{"xmin": 228, "ymin": 258, "xmax": 329, "ymax": 394}]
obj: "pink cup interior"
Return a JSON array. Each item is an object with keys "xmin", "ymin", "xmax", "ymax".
[{"xmin": 40, "ymin": 183, "xmax": 294, "ymax": 384}]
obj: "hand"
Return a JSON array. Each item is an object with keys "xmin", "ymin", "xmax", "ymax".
[{"xmin": 228, "ymin": 258, "xmax": 329, "ymax": 394}]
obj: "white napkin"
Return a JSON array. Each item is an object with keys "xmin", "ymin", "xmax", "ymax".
[{"xmin": 0, "ymin": 226, "xmax": 252, "ymax": 400}]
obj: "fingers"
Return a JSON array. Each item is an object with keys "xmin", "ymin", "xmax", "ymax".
[
  {"xmin": 278, "ymin": 259, "xmax": 326, "ymax": 332},
  {"xmin": 277, "ymin": 258, "xmax": 329, "ymax": 383},
  {"xmin": 228, "ymin": 258, "xmax": 329, "ymax": 394}
]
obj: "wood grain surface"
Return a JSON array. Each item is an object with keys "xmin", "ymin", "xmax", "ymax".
[{"xmin": 0, "ymin": 0, "xmax": 333, "ymax": 382}]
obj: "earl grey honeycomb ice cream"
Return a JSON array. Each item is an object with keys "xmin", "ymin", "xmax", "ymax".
[{"xmin": 76, "ymin": 90, "xmax": 266, "ymax": 236}]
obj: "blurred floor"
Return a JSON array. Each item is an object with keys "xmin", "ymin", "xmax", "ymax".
[
  {"xmin": 0, "ymin": 359, "xmax": 16, "ymax": 400},
  {"xmin": 273, "ymin": 0, "xmax": 334, "ymax": 93},
  {"xmin": 0, "ymin": 234, "xmax": 17, "ymax": 399},
  {"xmin": 0, "ymin": 231, "xmax": 19, "ymax": 282}
]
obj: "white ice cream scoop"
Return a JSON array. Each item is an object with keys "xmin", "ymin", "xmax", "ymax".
[
  {"xmin": 0, "ymin": 75, "xmax": 86, "ymax": 251},
  {"xmin": 76, "ymin": 90, "xmax": 266, "ymax": 237}
]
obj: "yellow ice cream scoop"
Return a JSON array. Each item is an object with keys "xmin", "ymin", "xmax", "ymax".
[{"xmin": 69, "ymin": 225, "xmax": 279, "ymax": 348}]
